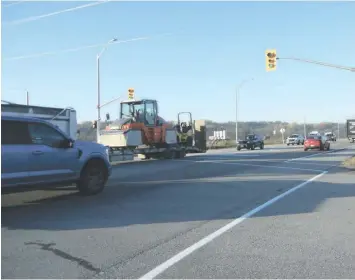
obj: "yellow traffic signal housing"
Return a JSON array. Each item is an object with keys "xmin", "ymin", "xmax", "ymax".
[
  {"xmin": 128, "ymin": 88, "xmax": 134, "ymax": 100},
  {"xmin": 265, "ymin": 49, "xmax": 277, "ymax": 71}
]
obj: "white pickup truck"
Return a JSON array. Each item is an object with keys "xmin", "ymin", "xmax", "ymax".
[{"xmin": 286, "ymin": 134, "xmax": 305, "ymax": 145}]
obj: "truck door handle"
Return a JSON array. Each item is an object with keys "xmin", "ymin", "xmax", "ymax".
[{"xmin": 32, "ymin": 151, "xmax": 44, "ymax": 155}]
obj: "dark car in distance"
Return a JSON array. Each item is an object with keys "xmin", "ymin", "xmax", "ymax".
[
  {"xmin": 237, "ymin": 134, "xmax": 264, "ymax": 151},
  {"xmin": 325, "ymin": 132, "xmax": 337, "ymax": 142}
]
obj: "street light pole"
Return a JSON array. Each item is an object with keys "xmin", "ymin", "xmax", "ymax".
[
  {"xmin": 26, "ymin": 90, "xmax": 29, "ymax": 105},
  {"xmin": 303, "ymin": 116, "xmax": 307, "ymax": 137},
  {"xmin": 235, "ymin": 78, "xmax": 253, "ymax": 144},
  {"xmin": 96, "ymin": 38, "xmax": 117, "ymax": 143}
]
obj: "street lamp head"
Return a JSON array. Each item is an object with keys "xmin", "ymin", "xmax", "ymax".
[{"xmin": 110, "ymin": 38, "xmax": 118, "ymax": 43}]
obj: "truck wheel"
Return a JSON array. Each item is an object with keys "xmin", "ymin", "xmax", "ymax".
[
  {"xmin": 237, "ymin": 146, "xmax": 241, "ymax": 151},
  {"xmin": 304, "ymin": 148, "xmax": 308, "ymax": 151},
  {"xmin": 178, "ymin": 150, "xmax": 186, "ymax": 158},
  {"xmin": 251, "ymin": 145, "xmax": 255, "ymax": 150},
  {"xmin": 77, "ymin": 159, "xmax": 108, "ymax": 195},
  {"xmin": 287, "ymin": 143, "xmax": 290, "ymax": 146},
  {"xmin": 260, "ymin": 143, "xmax": 264, "ymax": 150}
]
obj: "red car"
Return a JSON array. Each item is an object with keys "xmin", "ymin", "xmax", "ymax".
[{"xmin": 304, "ymin": 135, "xmax": 330, "ymax": 151}]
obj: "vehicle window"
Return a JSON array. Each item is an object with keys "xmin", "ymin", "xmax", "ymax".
[
  {"xmin": 291, "ymin": 134, "xmax": 298, "ymax": 137},
  {"xmin": 1, "ymin": 120, "xmax": 32, "ymax": 145},
  {"xmin": 28, "ymin": 122, "xmax": 66, "ymax": 147},
  {"xmin": 144, "ymin": 101, "xmax": 157, "ymax": 126}
]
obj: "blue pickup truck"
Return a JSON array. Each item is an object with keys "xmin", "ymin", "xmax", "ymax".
[{"xmin": 1, "ymin": 115, "xmax": 112, "ymax": 195}]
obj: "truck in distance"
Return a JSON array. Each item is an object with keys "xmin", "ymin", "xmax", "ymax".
[
  {"xmin": 236, "ymin": 134, "xmax": 264, "ymax": 151},
  {"xmin": 346, "ymin": 119, "xmax": 355, "ymax": 143},
  {"xmin": 286, "ymin": 134, "xmax": 305, "ymax": 145}
]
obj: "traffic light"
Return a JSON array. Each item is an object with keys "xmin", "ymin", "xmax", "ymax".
[
  {"xmin": 128, "ymin": 88, "xmax": 134, "ymax": 100},
  {"xmin": 265, "ymin": 49, "xmax": 277, "ymax": 71}
]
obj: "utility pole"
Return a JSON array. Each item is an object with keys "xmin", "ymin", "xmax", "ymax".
[
  {"xmin": 26, "ymin": 90, "xmax": 29, "ymax": 105},
  {"xmin": 235, "ymin": 78, "xmax": 254, "ymax": 145},
  {"xmin": 303, "ymin": 117, "xmax": 307, "ymax": 137}
]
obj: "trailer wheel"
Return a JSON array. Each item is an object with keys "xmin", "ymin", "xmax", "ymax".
[{"xmin": 77, "ymin": 159, "xmax": 108, "ymax": 196}]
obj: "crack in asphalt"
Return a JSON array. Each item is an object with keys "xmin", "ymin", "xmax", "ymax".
[{"xmin": 25, "ymin": 241, "xmax": 101, "ymax": 273}]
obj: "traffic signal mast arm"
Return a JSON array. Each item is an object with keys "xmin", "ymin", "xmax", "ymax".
[{"xmin": 277, "ymin": 57, "xmax": 355, "ymax": 72}]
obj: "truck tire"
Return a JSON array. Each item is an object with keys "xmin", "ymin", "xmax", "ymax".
[
  {"xmin": 237, "ymin": 146, "xmax": 241, "ymax": 151},
  {"xmin": 251, "ymin": 145, "xmax": 255, "ymax": 150},
  {"xmin": 179, "ymin": 150, "xmax": 186, "ymax": 158},
  {"xmin": 260, "ymin": 142, "xmax": 264, "ymax": 149},
  {"xmin": 320, "ymin": 142, "xmax": 324, "ymax": 151},
  {"xmin": 77, "ymin": 159, "xmax": 108, "ymax": 196}
]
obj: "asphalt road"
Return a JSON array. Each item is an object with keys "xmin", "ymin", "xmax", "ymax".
[{"xmin": 2, "ymin": 140, "xmax": 355, "ymax": 279}]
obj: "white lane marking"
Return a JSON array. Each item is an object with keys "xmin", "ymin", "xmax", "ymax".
[
  {"xmin": 285, "ymin": 161, "xmax": 339, "ymax": 167},
  {"xmin": 192, "ymin": 160, "xmax": 325, "ymax": 173},
  {"xmin": 139, "ymin": 171, "xmax": 328, "ymax": 279},
  {"xmin": 284, "ymin": 148, "xmax": 346, "ymax": 163}
]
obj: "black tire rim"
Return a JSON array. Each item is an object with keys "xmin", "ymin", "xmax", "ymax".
[{"xmin": 86, "ymin": 167, "xmax": 105, "ymax": 191}]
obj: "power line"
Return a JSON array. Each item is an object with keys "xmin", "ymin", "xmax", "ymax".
[
  {"xmin": 3, "ymin": 0, "xmax": 110, "ymax": 26},
  {"xmin": 4, "ymin": 33, "xmax": 172, "ymax": 61},
  {"xmin": 2, "ymin": 1, "xmax": 26, "ymax": 8},
  {"xmin": 277, "ymin": 57, "xmax": 355, "ymax": 72}
]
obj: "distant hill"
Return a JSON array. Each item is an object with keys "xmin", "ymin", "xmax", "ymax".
[{"xmin": 77, "ymin": 120, "xmax": 346, "ymax": 142}]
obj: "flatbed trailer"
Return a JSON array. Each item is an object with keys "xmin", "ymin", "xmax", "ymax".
[
  {"xmin": 108, "ymin": 144, "xmax": 199, "ymax": 165},
  {"xmin": 103, "ymin": 118, "xmax": 207, "ymax": 164}
]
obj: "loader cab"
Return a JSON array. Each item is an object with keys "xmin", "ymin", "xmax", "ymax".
[
  {"xmin": 120, "ymin": 99, "xmax": 159, "ymax": 126},
  {"xmin": 177, "ymin": 112, "xmax": 193, "ymax": 133}
]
